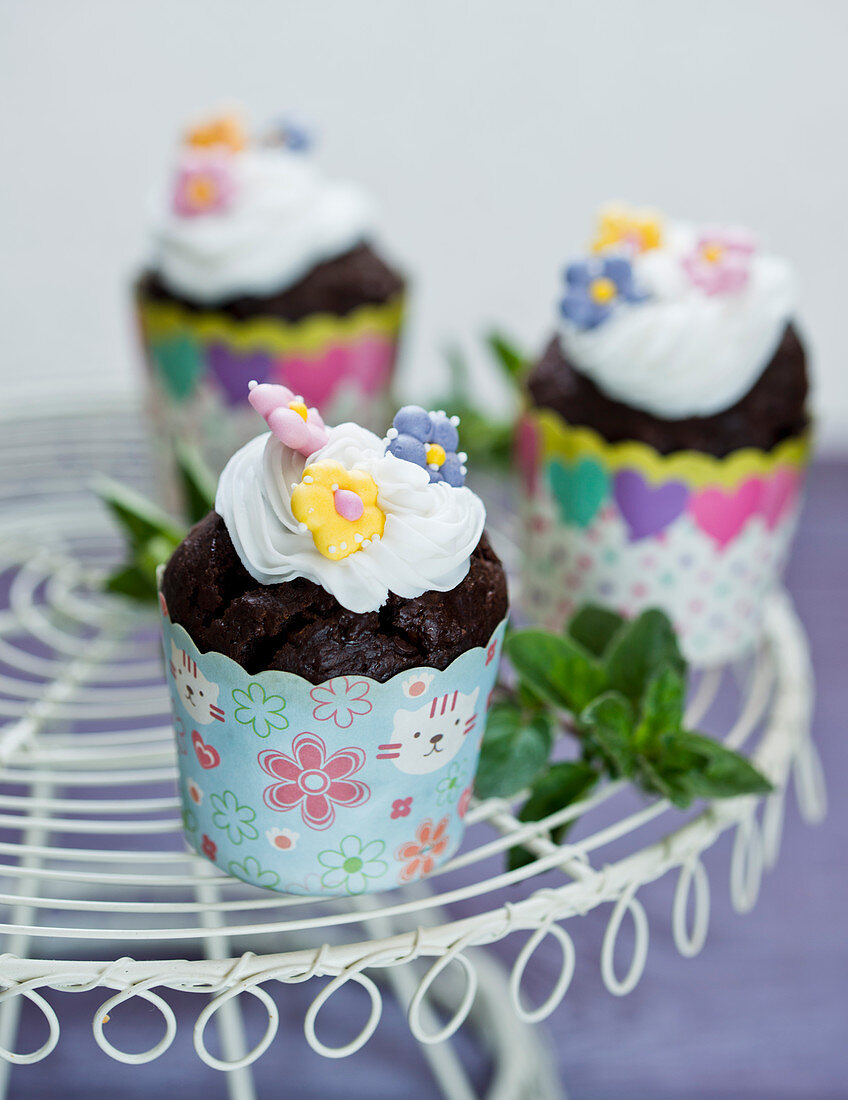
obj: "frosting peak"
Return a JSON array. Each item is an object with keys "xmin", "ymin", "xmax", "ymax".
[
  {"xmin": 147, "ymin": 115, "xmax": 374, "ymax": 304},
  {"xmin": 215, "ymin": 418, "xmax": 486, "ymax": 614},
  {"xmin": 557, "ymin": 213, "xmax": 797, "ymax": 419}
]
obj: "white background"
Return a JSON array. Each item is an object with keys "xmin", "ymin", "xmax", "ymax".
[{"xmin": 1, "ymin": 0, "xmax": 846, "ymax": 450}]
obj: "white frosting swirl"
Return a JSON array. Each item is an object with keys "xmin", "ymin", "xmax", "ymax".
[
  {"xmin": 148, "ymin": 148, "xmax": 373, "ymax": 304},
  {"xmin": 215, "ymin": 425, "xmax": 486, "ymax": 614},
  {"xmin": 557, "ymin": 222, "xmax": 797, "ymax": 419}
]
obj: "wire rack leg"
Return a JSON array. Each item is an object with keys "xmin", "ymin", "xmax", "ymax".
[
  {"xmin": 195, "ymin": 867, "xmax": 257, "ymax": 1100},
  {"xmin": 0, "ymin": 778, "xmax": 52, "ymax": 1100}
]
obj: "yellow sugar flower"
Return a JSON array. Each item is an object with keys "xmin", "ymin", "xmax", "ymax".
[
  {"xmin": 591, "ymin": 203, "xmax": 663, "ymax": 255},
  {"xmin": 291, "ymin": 461, "xmax": 385, "ymax": 562},
  {"xmin": 185, "ymin": 112, "xmax": 246, "ymax": 153}
]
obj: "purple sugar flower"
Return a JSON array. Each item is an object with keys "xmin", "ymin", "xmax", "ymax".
[
  {"xmin": 385, "ymin": 406, "xmax": 467, "ymax": 486},
  {"xmin": 560, "ymin": 256, "xmax": 648, "ymax": 330}
]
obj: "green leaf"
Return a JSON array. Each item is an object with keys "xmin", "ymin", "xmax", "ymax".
[
  {"xmin": 485, "ymin": 330, "xmax": 527, "ymax": 380},
  {"xmin": 507, "ymin": 760, "xmax": 599, "ymax": 871},
  {"xmin": 96, "ymin": 476, "xmax": 185, "ymax": 548},
  {"xmin": 567, "ymin": 604, "xmax": 626, "ymax": 659},
  {"xmin": 578, "ymin": 691, "xmax": 636, "ymax": 777},
  {"xmin": 603, "ymin": 609, "xmax": 685, "ymax": 706},
  {"xmin": 670, "ymin": 731, "xmax": 773, "ymax": 799},
  {"xmin": 174, "ymin": 442, "xmax": 217, "ymax": 524},
  {"xmin": 475, "ymin": 704, "xmax": 553, "ymax": 800},
  {"xmin": 633, "ymin": 665, "xmax": 686, "ymax": 748},
  {"xmin": 506, "ymin": 630, "xmax": 606, "ymax": 714},
  {"xmin": 105, "ymin": 564, "xmax": 157, "ymax": 601},
  {"xmin": 443, "ymin": 342, "xmax": 472, "ymax": 403}
]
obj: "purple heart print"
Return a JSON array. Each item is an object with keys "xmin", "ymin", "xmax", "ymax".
[{"xmin": 613, "ymin": 469, "xmax": 689, "ymax": 541}]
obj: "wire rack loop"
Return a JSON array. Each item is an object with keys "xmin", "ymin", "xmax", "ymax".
[
  {"xmin": 729, "ymin": 807, "xmax": 764, "ymax": 915},
  {"xmin": 407, "ymin": 933, "xmax": 479, "ymax": 1045},
  {"xmin": 193, "ymin": 984, "xmax": 280, "ymax": 1072},
  {"xmin": 671, "ymin": 856, "xmax": 710, "ymax": 958},
  {"xmin": 303, "ymin": 968, "xmax": 383, "ymax": 1059},
  {"xmin": 508, "ymin": 916, "xmax": 576, "ymax": 1024},
  {"xmin": 600, "ymin": 882, "xmax": 650, "ymax": 997}
]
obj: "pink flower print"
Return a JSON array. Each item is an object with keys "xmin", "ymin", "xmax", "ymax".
[
  {"xmin": 486, "ymin": 640, "xmax": 498, "ymax": 666},
  {"xmin": 159, "ymin": 591, "xmax": 169, "ymax": 618},
  {"xmin": 172, "ymin": 154, "xmax": 236, "ymax": 218},
  {"xmin": 681, "ymin": 229, "xmax": 755, "ymax": 296},
  {"xmin": 258, "ymin": 732, "xmax": 369, "ymax": 830},
  {"xmin": 201, "ymin": 834, "xmax": 217, "ymax": 862},
  {"xmin": 396, "ymin": 817, "xmax": 451, "ymax": 883},
  {"xmin": 247, "ymin": 381, "xmax": 328, "ymax": 457},
  {"xmin": 458, "ymin": 786, "xmax": 472, "ymax": 819},
  {"xmin": 186, "ymin": 777, "xmax": 203, "ymax": 806},
  {"xmin": 391, "ymin": 797, "xmax": 413, "ymax": 820},
  {"xmin": 310, "ymin": 677, "xmax": 372, "ymax": 729}
]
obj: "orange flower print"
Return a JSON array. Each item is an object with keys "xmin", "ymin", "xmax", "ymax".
[{"xmin": 395, "ymin": 816, "xmax": 451, "ymax": 884}]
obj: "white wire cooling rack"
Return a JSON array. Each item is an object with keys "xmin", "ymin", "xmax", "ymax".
[{"xmin": 0, "ymin": 399, "xmax": 827, "ymax": 1100}]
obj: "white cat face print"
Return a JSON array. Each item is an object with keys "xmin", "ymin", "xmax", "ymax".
[
  {"xmin": 378, "ymin": 688, "xmax": 480, "ymax": 775},
  {"xmin": 169, "ymin": 641, "xmax": 224, "ymax": 725}
]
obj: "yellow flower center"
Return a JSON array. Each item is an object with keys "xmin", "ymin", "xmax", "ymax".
[
  {"xmin": 185, "ymin": 175, "xmax": 217, "ymax": 208},
  {"xmin": 701, "ymin": 242, "xmax": 724, "ymax": 264},
  {"xmin": 291, "ymin": 460, "xmax": 385, "ymax": 561},
  {"xmin": 288, "ymin": 400, "xmax": 309, "ymax": 421},
  {"xmin": 589, "ymin": 276, "xmax": 618, "ymax": 304},
  {"xmin": 425, "ymin": 443, "xmax": 447, "ymax": 467}
]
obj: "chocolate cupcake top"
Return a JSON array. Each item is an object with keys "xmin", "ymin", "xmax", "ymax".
[
  {"xmin": 556, "ymin": 204, "xmax": 798, "ymax": 420},
  {"xmin": 146, "ymin": 111, "xmax": 373, "ymax": 305},
  {"xmin": 215, "ymin": 386, "xmax": 484, "ymax": 615}
]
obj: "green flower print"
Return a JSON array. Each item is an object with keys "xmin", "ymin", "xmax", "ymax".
[
  {"xmin": 228, "ymin": 855, "xmax": 280, "ymax": 890},
  {"xmin": 182, "ymin": 806, "xmax": 198, "ymax": 833},
  {"xmin": 318, "ymin": 836, "xmax": 388, "ymax": 895},
  {"xmin": 232, "ymin": 682, "xmax": 288, "ymax": 739},
  {"xmin": 436, "ymin": 760, "xmax": 468, "ymax": 807},
  {"xmin": 211, "ymin": 790, "xmax": 258, "ymax": 844}
]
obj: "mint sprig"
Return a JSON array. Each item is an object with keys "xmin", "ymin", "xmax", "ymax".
[
  {"xmin": 435, "ymin": 330, "xmax": 527, "ymax": 472},
  {"xmin": 475, "ymin": 606, "xmax": 772, "ymax": 869},
  {"xmin": 97, "ymin": 445, "xmax": 216, "ymax": 603}
]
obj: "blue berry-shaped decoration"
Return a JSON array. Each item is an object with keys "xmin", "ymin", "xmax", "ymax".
[{"xmin": 385, "ymin": 406, "xmax": 467, "ymax": 486}]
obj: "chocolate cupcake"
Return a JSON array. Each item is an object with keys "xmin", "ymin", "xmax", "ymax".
[
  {"xmin": 160, "ymin": 388, "xmax": 508, "ymax": 896},
  {"xmin": 135, "ymin": 111, "xmax": 406, "ymax": 503},
  {"xmin": 519, "ymin": 204, "xmax": 811, "ymax": 666}
]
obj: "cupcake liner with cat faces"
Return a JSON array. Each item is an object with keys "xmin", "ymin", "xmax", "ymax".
[
  {"xmin": 517, "ymin": 409, "xmax": 810, "ymax": 667},
  {"xmin": 160, "ymin": 592, "xmax": 506, "ymax": 896},
  {"xmin": 136, "ymin": 292, "xmax": 405, "ymax": 498}
]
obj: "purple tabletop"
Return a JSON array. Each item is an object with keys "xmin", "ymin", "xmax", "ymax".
[{"xmin": 7, "ymin": 462, "xmax": 848, "ymax": 1100}]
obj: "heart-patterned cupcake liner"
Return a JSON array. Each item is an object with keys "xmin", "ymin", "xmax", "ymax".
[
  {"xmin": 519, "ymin": 408, "xmax": 811, "ymax": 666},
  {"xmin": 136, "ymin": 291, "xmax": 405, "ymax": 506}
]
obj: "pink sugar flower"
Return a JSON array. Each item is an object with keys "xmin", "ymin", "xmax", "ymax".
[
  {"xmin": 248, "ymin": 381, "xmax": 329, "ymax": 457},
  {"xmin": 172, "ymin": 154, "xmax": 236, "ymax": 218},
  {"xmin": 682, "ymin": 229, "xmax": 755, "ymax": 296}
]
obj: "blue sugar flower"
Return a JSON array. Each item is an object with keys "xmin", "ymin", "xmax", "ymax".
[
  {"xmin": 560, "ymin": 256, "xmax": 648, "ymax": 331},
  {"xmin": 265, "ymin": 116, "xmax": 313, "ymax": 152},
  {"xmin": 385, "ymin": 405, "xmax": 467, "ymax": 486}
]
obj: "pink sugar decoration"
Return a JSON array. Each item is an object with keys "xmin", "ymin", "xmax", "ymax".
[
  {"xmin": 681, "ymin": 228, "xmax": 756, "ymax": 296},
  {"xmin": 247, "ymin": 381, "xmax": 328, "ymax": 457},
  {"xmin": 334, "ymin": 489, "xmax": 365, "ymax": 522}
]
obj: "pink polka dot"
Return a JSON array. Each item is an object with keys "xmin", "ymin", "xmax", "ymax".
[
  {"xmin": 631, "ymin": 583, "xmax": 648, "ymax": 598},
  {"xmin": 577, "ymin": 554, "xmax": 593, "ymax": 571},
  {"xmin": 689, "ymin": 599, "xmax": 704, "ymax": 614}
]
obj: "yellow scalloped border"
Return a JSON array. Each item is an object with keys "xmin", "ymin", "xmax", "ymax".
[
  {"xmin": 529, "ymin": 407, "xmax": 811, "ymax": 489},
  {"xmin": 137, "ymin": 293, "xmax": 405, "ymax": 356}
]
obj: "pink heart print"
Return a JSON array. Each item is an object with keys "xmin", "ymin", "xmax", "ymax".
[
  {"xmin": 689, "ymin": 477, "xmax": 764, "ymax": 549},
  {"xmin": 760, "ymin": 467, "xmax": 801, "ymax": 530},
  {"xmin": 192, "ymin": 730, "xmax": 221, "ymax": 770}
]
